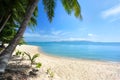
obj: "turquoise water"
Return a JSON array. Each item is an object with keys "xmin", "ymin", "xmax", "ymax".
[{"xmin": 27, "ymin": 41, "xmax": 120, "ymax": 62}]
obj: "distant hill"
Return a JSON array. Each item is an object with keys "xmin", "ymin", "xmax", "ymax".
[
  {"xmin": 27, "ymin": 41, "xmax": 120, "ymax": 46},
  {"xmin": 55, "ymin": 41, "xmax": 120, "ymax": 46}
]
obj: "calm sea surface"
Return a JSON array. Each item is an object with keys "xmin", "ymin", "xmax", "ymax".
[{"xmin": 27, "ymin": 41, "xmax": 120, "ymax": 62}]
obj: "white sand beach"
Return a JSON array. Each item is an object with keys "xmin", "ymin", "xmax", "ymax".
[{"xmin": 15, "ymin": 45, "xmax": 120, "ymax": 80}]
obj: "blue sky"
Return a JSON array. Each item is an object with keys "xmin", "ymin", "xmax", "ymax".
[{"xmin": 24, "ymin": 0, "xmax": 120, "ymax": 42}]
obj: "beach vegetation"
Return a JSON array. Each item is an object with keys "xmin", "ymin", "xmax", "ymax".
[
  {"xmin": 0, "ymin": 0, "xmax": 38, "ymax": 73},
  {"xmin": 0, "ymin": 23, "xmax": 26, "ymax": 48},
  {"xmin": 0, "ymin": 0, "xmax": 38, "ymax": 33},
  {"xmin": 24, "ymin": 52, "xmax": 39, "ymax": 66},
  {"xmin": 50, "ymin": 71, "xmax": 54, "ymax": 78},
  {"xmin": 47, "ymin": 68, "xmax": 54, "ymax": 78},
  {"xmin": 0, "ymin": 50, "xmax": 42, "ymax": 79},
  {"xmin": 36, "ymin": 62, "xmax": 42, "ymax": 68},
  {"xmin": 47, "ymin": 68, "xmax": 51, "ymax": 74},
  {"xmin": 0, "ymin": 0, "xmax": 82, "ymax": 74},
  {"xmin": 15, "ymin": 50, "xmax": 42, "ymax": 68},
  {"xmin": 15, "ymin": 50, "xmax": 22, "ymax": 57},
  {"xmin": 15, "ymin": 50, "xmax": 25, "ymax": 60}
]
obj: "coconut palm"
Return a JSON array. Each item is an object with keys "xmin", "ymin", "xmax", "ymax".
[
  {"xmin": 0, "ymin": 0, "xmax": 82, "ymax": 73},
  {"xmin": 0, "ymin": 0, "xmax": 38, "ymax": 33},
  {"xmin": 0, "ymin": 21, "xmax": 25, "ymax": 48},
  {"xmin": 0, "ymin": 0, "xmax": 24, "ymax": 32},
  {"xmin": 0, "ymin": 0, "xmax": 38, "ymax": 47}
]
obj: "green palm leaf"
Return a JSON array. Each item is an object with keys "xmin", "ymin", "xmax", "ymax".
[
  {"xmin": 61, "ymin": 0, "xmax": 82, "ymax": 19},
  {"xmin": 43, "ymin": 0, "xmax": 56, "ymax": 22}
]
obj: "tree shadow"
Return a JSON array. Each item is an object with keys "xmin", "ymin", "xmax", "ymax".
[{"xmin": 0, "ymin": 55, "xmax": 39, "ymax": 80}]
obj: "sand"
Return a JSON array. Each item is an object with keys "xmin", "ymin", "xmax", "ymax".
[{"xmin": 14, "ymin": 45, "xmax": 120, "ymax": 80}]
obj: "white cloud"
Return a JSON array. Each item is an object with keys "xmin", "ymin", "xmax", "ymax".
[
  {"xmin": 88, "ymin": 33, "xmax": 94, "ymax": 37},
  {"xmin": 101, "ymin": 4, "xmax": 120, "ymax": 19},
  {"xmin": 24, "ymin": 32, "xmax": 41, "ymax": 37},
  {"xmin": 24, "ymin": 32, "xmax": 57, "ymax": 38},
  {"xmin": 51, "ymin": 29, "xmax": 71, "ymax": 36},
  {"xmin": 67, "ymin": 37, "xmax": 86, "ymax": 41},
  {"xmin": 24, "ymin": 28, "xmax": 98, "ymax": 42},
  {"xmin": 24, "ymin": 32, "xmax": 98, "ymax": 42},
  {"xmin": 51, "ymin": 30, "xmax": 62, "ymax": 35},
  {"xmin": 53, "ymin": 37, "xmax": 89, "ymax": 42},
  {"xmin": 61, "ymin": 37, "xmax": 97, "ymax": 41},
  {"xmin": 87, "ymin": 33, "xmax": 98, "ymax": 41},
  {"xmin": 24, "ymin": 29, "xmax": 68, "ymax": 39}
]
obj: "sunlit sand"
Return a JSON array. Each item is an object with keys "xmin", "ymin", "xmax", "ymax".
[{"xmin": 15, "ymin": 45, "xmax": 120, "ymax": 80}]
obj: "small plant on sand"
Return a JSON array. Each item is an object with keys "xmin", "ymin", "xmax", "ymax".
[
  {"xmin": 47, "ymin": 68, "xmax": 51, "ymax": 74},
  {"xmin": 13, "ymin": 50, "xmax": 27, "ymax": 70},
  {"xmin": 49, "ymin": 71, "xmax": 54, "ymax": 78},
  {"xmin": 36, "ymin": 62, "xmax": 42, "ymax": 68},
  {"xmin": 23, "ymin": 52, "xmax": 42, "ymax": 77},
  {"xmin": 24, "ymin": 52, "xmax": 39, "ymax": 66},
  {"xmin": 15, "ymin": 51, "xmax": 42, "ymax": 69},
  {"xmin": 47, "ymin": 68, "xmax": 54, "ymax": 78},
  {"xmin": 9, "ymin": 50, "xmax": 42, "ymax": 78},
  {"xmin": 15, "ymin": 50, "xmax": 25, "ymax": 59},
  {"xmin": 16, "ymin": 50, "xmax": 22, "ymax": 57}
]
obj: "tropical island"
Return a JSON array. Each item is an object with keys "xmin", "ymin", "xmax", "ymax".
[{"xmin": 0, "ymin": 0, "xmax": 120, "ymax": 80}]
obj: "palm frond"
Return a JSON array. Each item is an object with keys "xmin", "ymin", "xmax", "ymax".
[
  {"xmin": 73, "ymin": 0, "xmax": 82, "ymax": 19},
  {"xmin": 61, "ymin": 0, "xmax": 74, "ymax": 14},
  {"xmin": 61, "ymin": 0, "xmax": 82, "ymax": 19},
  {"xmin": 43, "ymin": 0, "xmax": 56, "ymax": 22},
  {"xmin": 33, "ymin": 7, "xmax": 38, "ymax": 17}
]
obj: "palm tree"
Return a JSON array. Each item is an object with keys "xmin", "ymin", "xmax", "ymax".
[
  {"xmin": 0, "ymin": 0, "xmax": 38, "ymax": 47},
  {"xmin": 0, "ymin": 23, "xmax": 16, "ymax": 48},
  {"xmin": 0, "ymin": 0, "xmax": 38, "ymax": 33},
  {"xmin": 0, "ymin": 0, "xmax": 82, "ymax": 73},
  {"xmin": 0, "ymin": 0, "xmax": 37, "ymax": 48},
  {"xmin": 0, "ymin": 0, "xmax": 21, "ymax": 32}
]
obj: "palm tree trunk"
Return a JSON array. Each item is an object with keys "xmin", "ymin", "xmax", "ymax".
[
  {"xmin": 0, "ymin": 14, "xmax": 11, "ymax": 33},
  {"xmin": 0, "ymin": 0, "xmax": 39, "ymax": 73}
]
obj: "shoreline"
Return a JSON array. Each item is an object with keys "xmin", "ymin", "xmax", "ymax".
[
  {"xmin": 15, "ymin": 44, "xmax": 120, "ymax": 80},
  {"xmin": 28, "ymin": 44, "xmax": 120, "ymax": 64}
]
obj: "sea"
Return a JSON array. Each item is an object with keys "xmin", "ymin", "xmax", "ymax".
[{"xmin": 27, "ymin": 41, "xmax": 120, "ymax": 62}]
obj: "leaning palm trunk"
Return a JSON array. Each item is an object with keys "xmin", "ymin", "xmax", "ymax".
[
  {"xmin": 0, "ymin": 14, "xmax": 11, "ymax": 33},
  {"xmin": 0, "ymin": 0, "xmax": 39, "ymax": 73}
]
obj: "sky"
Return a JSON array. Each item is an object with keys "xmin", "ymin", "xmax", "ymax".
[{"xmin": 24, "ymin": 0, "xmax": 120, "ymax": 42}]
